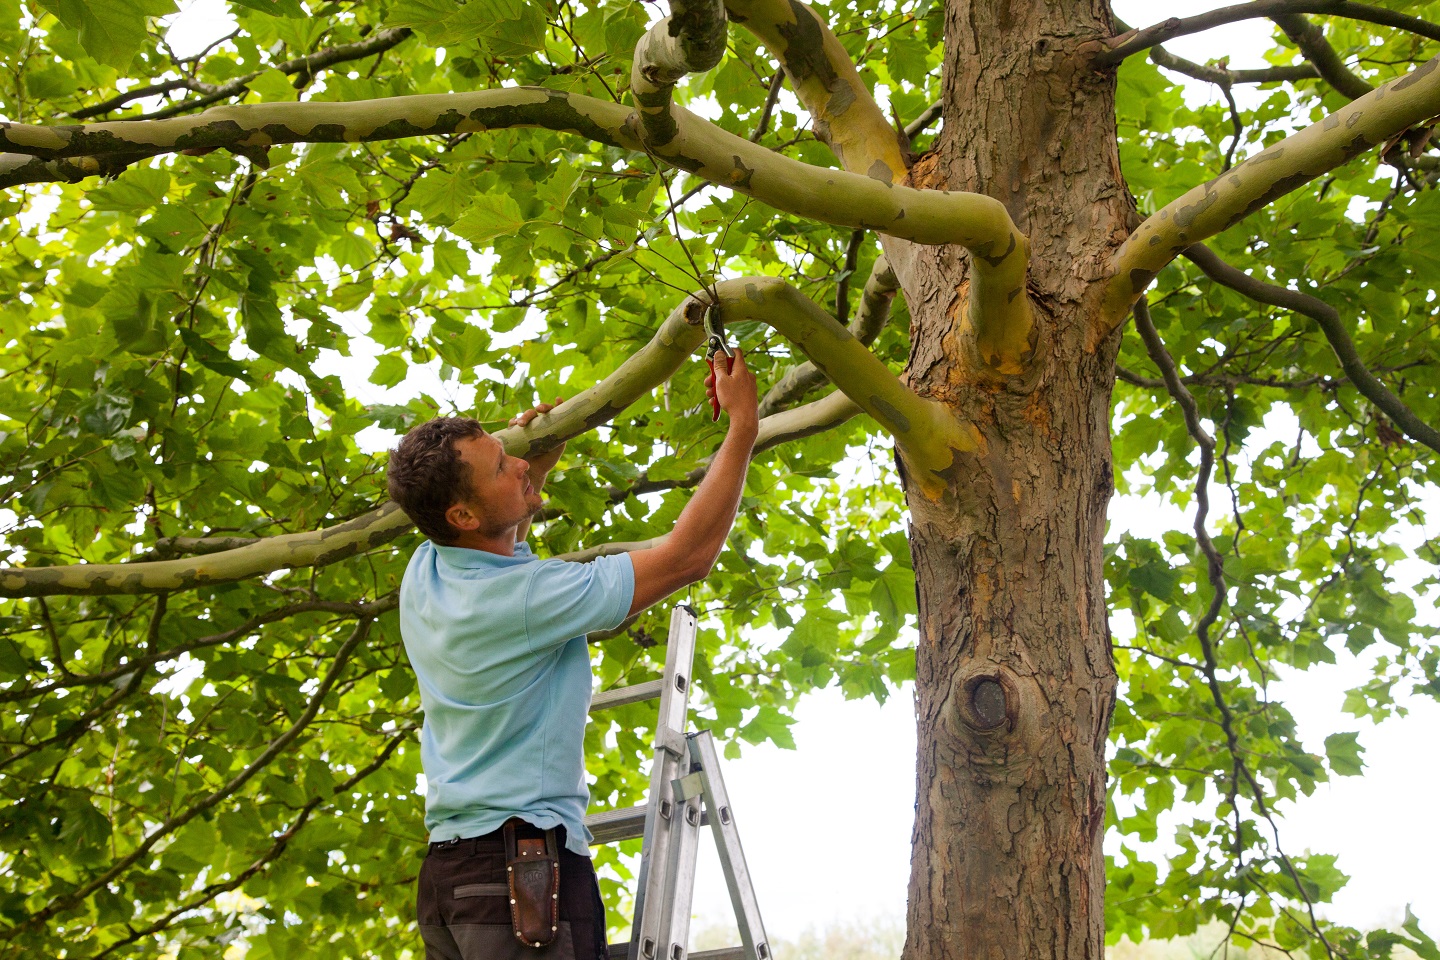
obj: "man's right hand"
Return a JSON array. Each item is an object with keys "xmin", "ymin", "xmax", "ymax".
[
  {"xmin": 705, "ymin": 348, "xmax": 759, "ymax": 433},
  {"xmin": 624, "ymin": 348, "xmax": 761, "ymax": 616}
]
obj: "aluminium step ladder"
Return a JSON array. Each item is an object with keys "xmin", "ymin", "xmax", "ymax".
[{"xmin": 584, "ymin": 605, "xmax": 774, "ymax": 960}]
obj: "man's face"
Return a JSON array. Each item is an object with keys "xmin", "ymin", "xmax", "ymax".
[{"xmin": 451, "ymin": 433, "xmax": 541, "ymax": 536}]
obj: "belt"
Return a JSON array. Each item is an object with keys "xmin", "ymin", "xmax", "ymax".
[{"xmin": 428, "ymin": 820, "xmax": 564, "ymax": 855}]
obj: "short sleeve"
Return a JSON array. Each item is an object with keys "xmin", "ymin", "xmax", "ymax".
[{"xmin": 522, "ymin": 553, "xmax": 635, "ymax": 653}]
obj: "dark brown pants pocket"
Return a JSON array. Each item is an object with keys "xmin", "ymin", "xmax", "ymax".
[{"xmin": 421, "ymin": 920, "xmax": 577, "ymax": 960}]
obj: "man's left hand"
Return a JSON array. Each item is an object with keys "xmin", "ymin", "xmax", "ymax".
[{"xmin": 510, "ymin": 397, "xmax": 566, "ymax": 475}]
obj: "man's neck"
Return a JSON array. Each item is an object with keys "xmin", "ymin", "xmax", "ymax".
[{"xmin": 447, "ymin": 526, "xmax": 520, "ymax": 556}]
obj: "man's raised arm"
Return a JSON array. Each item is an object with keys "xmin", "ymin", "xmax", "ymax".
[{"xmin": 627, "ymin": 351, "xmax": 759, "ymax": 616}]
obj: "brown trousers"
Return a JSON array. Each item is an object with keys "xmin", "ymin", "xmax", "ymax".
[{"xmin": 417, "ymin": 824, "xmax": 610, "ymax": 960}]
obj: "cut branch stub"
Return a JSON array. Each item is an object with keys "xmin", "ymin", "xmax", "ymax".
[
  {"xmin": 1100, "ymin": 54, "xmax": 1440, "ymax": 333},
  {"xmin": 965, "ymin": 675, "xmax": 1011, "ymax": 731}
]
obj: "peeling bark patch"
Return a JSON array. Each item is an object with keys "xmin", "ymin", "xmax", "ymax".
[
  {"xmin": 743, "ymin": 283, "xmax": 765, "ymax": 304},
  {"xmin": 1393, "ymin": 55, "xmax": 1439, "ymax": 91},
  {"xmin": 867, "ymin": 158, "xmax": 894, "ymax": 183},
  {"xmin": 825, "ymin": 82, "xmax": 857, "ymax": 120},
  {"xmin": 927, "ymin": 448, "xmax": 972, "ymax": 491},
  {"xmin": 1246, "ymin": 146, "xmax": 1285, "ymax": 166},
  {"xmin": 870, "ymin": 396, "xmax": 911, "ymax": 432},
  {"xmin": 1336, "ymin": 133, "xmax": 1375, "ymax": 165},
  {"xmin": 580, "ymin": 399, "xmax": 630, "ymax": 433},
  {"xmin": 1173, "ymin": 184, "xmax": 1218, "ymax": 229},
  {"xmin": 1129, "ymin": 268, "xmax": 1156, "ymax": 294},
  {"xmin": 1222, "ymin": 171, "xmax": 1311, "ymax": 230},
  {"xmin": 729, "ymin": 155, "xmax": 754, "ymax": 189},
  {"xmin": 776, "ymin": 0, "xmax": 840, "ymax": 87},
  {"xmin": 977, "ymin": 232, "xmax": 1017, "ymax": 268}
]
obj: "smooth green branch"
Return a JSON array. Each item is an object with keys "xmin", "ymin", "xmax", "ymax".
[
  {"xmin": 0, "ymin": 87, "xmax": 1023, "ymax": 256},
  {"xmin": 1099, "ymin": 55, "xmax": 1440, "ymax": 334},
  {"xmin": 757, "ymin": 253, "xmax": 898, "ymax": 419},
  {"xmin": 0, "ymin": 86, "xmax": 1032, "ymax": 360},
  {"xmin": 631, "ymin": 0, "xmax": 729, "ymax": 147},
  {"xmin": 714, "ymin": 276, "xmax": 980, "ymax": 497}
]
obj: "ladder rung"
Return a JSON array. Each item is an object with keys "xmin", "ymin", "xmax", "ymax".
[
  {"xmin": 608, "ymin": 944, "xmax": 745, "ymax": 960},
  {"xmin": 584, "ymin": 803, "xmax": 647, "ymax": 844},
  {"xmin": 590, "ymin": 679, "xmax": 665, "ymax": 713}
]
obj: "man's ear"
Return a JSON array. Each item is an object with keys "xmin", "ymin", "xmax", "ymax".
[{"xmin": 445, "ymin": 501, "xmax": 481, "ymax": 535}]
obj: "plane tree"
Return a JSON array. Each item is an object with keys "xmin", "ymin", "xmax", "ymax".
[{"xmin": 1, "ymin": 0, "xmax": 1439, "ymax": 957}]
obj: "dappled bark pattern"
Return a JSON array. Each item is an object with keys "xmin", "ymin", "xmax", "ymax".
[{"xmin": 888, "ymin": 2, "xmax": 1129, "ymax": 959}]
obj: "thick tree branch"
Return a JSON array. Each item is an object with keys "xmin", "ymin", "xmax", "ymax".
[
  {"xmin": 1099, "ymin": 2, "xmax": 1440, "ymax": 67},
  {"xmin": 0, "ymin": 150, "xmax": 151, "ymax": 187},
  {"xmin": 712, "ymin": 276, "xmax": 978, "ymax": 495},
  {"xmin": 1183, "ymin": 243, "xmax": 1440, "ymax": 453},
  {"xmin": 1099, "ymin": 55, "xmax": 1440, "ymax": 333},
  {"xmin": 631, "ymin": 0, "xmax": 729, "ymax": 146},
  {"xmin": 758, "ymin": 252, "xmax": 898, "ymax": 418},
  {"xmin": 0, "ymin": 503, "xmax": 410, "ymax": 597},
  {"xmin": 0, "ymin": 89, "xmax": 1022, "ymax": 259},
  {"xmin": 1273, "ymin": 14, "xmax": 1374, "ymax": 99},
  {"xmin": 725, "ymin": 0, "xmax": 906, "ymax": 181}
]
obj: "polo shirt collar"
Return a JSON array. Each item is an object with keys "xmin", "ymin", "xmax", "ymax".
[{"xmin": 432, "ymin": 541, "xmax": 535, "ymax": 569}]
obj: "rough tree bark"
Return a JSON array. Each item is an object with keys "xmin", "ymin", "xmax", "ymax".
[{"xmin": 887, "ymin": 3, "xmax": 1128, "ymax": 958}]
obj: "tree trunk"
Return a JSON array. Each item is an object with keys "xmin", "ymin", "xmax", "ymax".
[{"xmin": 887, "ymin": 2, "xmax": 1131, "ymax": 958}]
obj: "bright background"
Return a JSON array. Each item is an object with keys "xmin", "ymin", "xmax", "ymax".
[{"xmin": 146, "ymin": 0, "xmax": 1440, "ymax": 949}]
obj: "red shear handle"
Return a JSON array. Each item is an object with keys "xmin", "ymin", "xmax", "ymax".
[{"xmin": 705, "ymin": 354, "xmax": 736, "ymax": 422}]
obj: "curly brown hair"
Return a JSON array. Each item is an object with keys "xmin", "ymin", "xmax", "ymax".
[{"xmin": 386, "ymin": 417, "xmax": 488, "ymax": 543}]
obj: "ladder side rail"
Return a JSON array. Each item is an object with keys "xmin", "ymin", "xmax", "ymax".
[
  {"xmin": 689, "ymin": 731, "xmax": 773, "ymax": 960},
  {"xmin": 657, "ymin": 769, "xmax": 706, "ymax": 960},
  {"xmin": 629, "ymin": 606, "xmax": 700, "ymax": 960}
]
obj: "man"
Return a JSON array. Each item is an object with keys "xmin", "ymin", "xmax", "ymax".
[{"xmin": 386, "ymin": 352, "xmax": 759, "ymax": 960}]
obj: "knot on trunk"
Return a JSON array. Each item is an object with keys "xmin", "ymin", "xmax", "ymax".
[{"xmin": 959, "ymin": 671, "xmax": 1018, "ymax": 734}]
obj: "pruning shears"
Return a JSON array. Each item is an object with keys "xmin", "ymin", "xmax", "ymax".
[{"xmin": 703, "ymin": 300, "xmax": 734, "ymax": 423}]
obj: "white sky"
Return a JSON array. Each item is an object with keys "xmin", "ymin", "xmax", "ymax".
[{"xmin": 140, "ymin": 0, "xmax": 1440, "ymax": 950}]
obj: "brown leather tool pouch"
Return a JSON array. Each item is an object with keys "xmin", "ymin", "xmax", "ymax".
[{"xmin": 503, "ymin": 819, "xmax": 561, "ymax": 949}]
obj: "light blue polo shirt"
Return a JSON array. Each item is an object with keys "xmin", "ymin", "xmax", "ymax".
[{"xmin": 399, "ymin": 539, "xmax": 635, "ymax": 856}]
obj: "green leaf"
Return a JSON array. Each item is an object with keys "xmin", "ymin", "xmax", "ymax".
[
  {"xmin": 35, "ymin": 0, "xmax": 175, "ymax": 68},
  {"xmin": 228, "ymin": 0, "xmax": 308, "ymax": 15},
  {"xmin": 369, "ymin": 353, "xmax": 409, "ymax": 388},
  {"xmin": 177, "ymin": 329, "xmax": 255, "ymax": 384},
  {"xmin": 1323, "ymin": 731, "xmax": 1365, "ymax": 776},
  {"xmin": 450, "ymin": 194, "xmax": 526, "ymax": 246}
]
